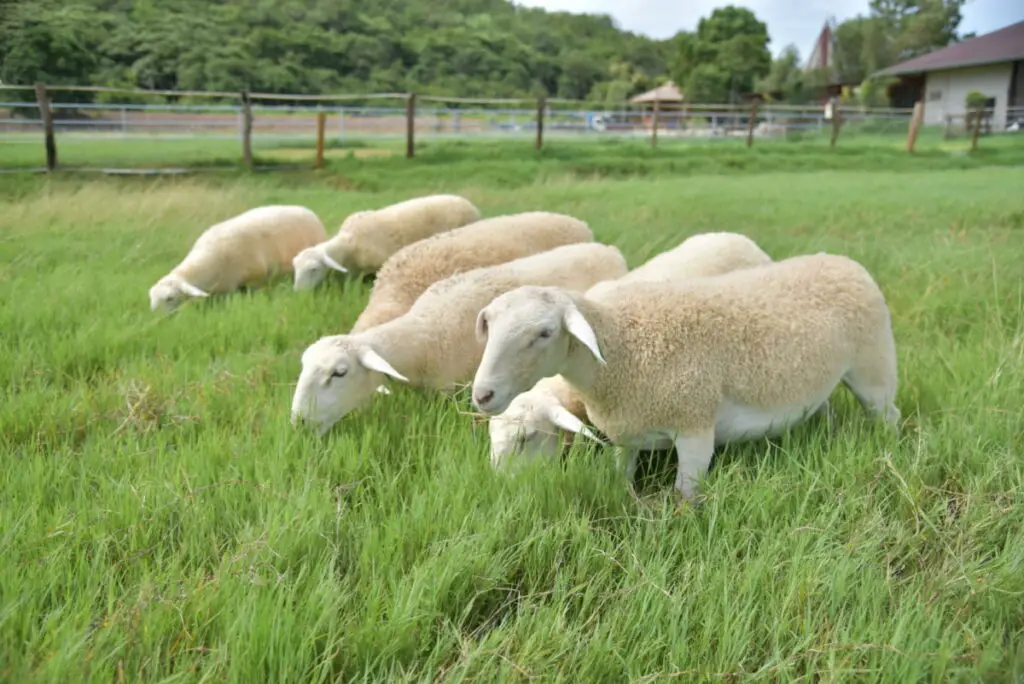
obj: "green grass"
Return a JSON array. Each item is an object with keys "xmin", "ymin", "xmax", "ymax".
[
  {"xmin": 1, "ymin": 161, "xmax": 1023, "ymax": 682},
  {"xmin": 3, "ymin": 126, "xmax": 1024, "ymax": 179}
]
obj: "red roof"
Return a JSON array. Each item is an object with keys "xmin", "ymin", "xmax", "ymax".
[{"xmin": 877, "ymin": 19, "xmax": 1024, "ymax": 76}]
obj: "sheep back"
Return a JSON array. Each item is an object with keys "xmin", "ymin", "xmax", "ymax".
[
  {"xmin": 175, "ymin": 205, "xmax": 327, "ymax": 293},
  {"xmin": 367, "ymin": 241, "xmax": 626, "ymax": 390},
  {"xmin": 350, "ymin": 211, "xmax": 594, "ymax": 333},
  {"xmin": 577, "ymin": 252, "xmax": 894, "ymax": 442}
]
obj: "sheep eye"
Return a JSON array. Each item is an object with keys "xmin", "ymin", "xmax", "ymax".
[
  {"xmin": 331, "ymin": 369, "xmax": 347, "ymax": 379},
  {"xmin": 538, "ymin": 328, "xmax": 553, "ymax": 339}
]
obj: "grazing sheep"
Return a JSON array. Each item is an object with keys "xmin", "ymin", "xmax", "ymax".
[
  {"xmin": 349, "ymin": 211, "xmax": 593, "ymax": 333},
  {"xmin": 149, "ymin": 205, "xmax": 327, "ymax": 312},
  {"xmin": 488, "ymin": 231, "xmax": 774, "ymax": 470},
  {"xmin": 470, "ymin": 252, "xmax": 900, "ymax": 499},
  {"xmin": 290, "ymin": 242, "xmax": 628, "ymax": 434},
  {"xmin": 292, "ymin": 194, "xmax": 482, "ymax": 291},
  {"xmin": 487, "ymin": 374, "xmax": 603, "ymax": 471}
]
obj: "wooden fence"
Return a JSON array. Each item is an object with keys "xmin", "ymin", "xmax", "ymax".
[{"xmin": 0, "ymin": 83, "xmax": 995, "ymax": 172}]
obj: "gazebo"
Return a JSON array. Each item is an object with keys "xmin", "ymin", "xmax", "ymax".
[{"xmin": 629, "ymin": 81, "xmax": 684, "ymax": 128}]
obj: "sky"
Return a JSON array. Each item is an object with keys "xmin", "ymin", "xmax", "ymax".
[{"xmin": 513, "ymin": 0, "xmax": 1024, "ymax": 58}]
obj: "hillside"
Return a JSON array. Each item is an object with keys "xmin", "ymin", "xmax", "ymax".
[{"xmin": 0, "ymin": 0, "xmax": 672, "ymax": 100}]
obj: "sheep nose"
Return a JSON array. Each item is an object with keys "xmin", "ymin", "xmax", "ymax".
[{"xmin": 473, "ymin": 388, "xmax": 495, "ymax": 409}]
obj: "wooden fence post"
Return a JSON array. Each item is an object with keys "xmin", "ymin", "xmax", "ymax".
[
  {"xmin": 746, "ymin": 100, "xmax": 759, "ymax": 148},
  {"xmin": 240, "ymin": 91, "xmax": 253, "ymax": 170},
  {"xmin": 405, "ymin": 93, "xmax": 416, "ymax": 158},
  {"xmin": 33, "ymin": 83, "xmax": 57, "ymax": 171},
  {"xmin": 314, "ymin": 110, "xmax": 327, "ymax": 169},
  {"xmin": 651, "ymin": 98, "xmax": 660, "ymax": 148},
  {"xmin": 970, "ymin": 105, "xmax": 983, "ymax": 152},
  {"xmin": 535, "ymin": 97, "xmax": 545, "ymax": 151},
  {"xmin": 906, "ymin": 101, "xmax": 924, "ymax": 153},
  {"xmin": 829, "ymin": 98, "xmax": 843, "ymax": 149}
]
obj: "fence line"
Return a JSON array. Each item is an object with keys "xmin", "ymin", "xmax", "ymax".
[{"xmin": 1, "ymin": 83, "xmax": 1016, "ymax": 172}]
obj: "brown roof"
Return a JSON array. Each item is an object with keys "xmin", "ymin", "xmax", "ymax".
[
  {"xmin": 630, "ymin": 81, "xmax": 683, "ymax": 103},
  {"xmin": 877, "ymin": 20, "xmax": 1024, "ymax": 76}
]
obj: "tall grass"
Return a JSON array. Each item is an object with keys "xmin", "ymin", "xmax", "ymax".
[{"xmin": 1, "ymin": 165, "xmax": 1022, "ymax": 681}]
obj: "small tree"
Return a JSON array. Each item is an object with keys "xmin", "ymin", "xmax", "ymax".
[
  {"xmin": 964, "ymin": 90, "xmax": 987, "ymax": 110},
  {"xmin": 964, "ymin": 90, "xmax": 988, "ymax": 132}
]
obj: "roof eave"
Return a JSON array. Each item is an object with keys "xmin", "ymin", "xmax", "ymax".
[{"xmin": 876, "ymin": 55, "xmax": 1022, "ymax": 78}]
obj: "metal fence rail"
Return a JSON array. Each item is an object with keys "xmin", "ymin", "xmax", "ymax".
[{"xmin": 0, "ymin": 101, "xmax": 917, "ymax": 142}]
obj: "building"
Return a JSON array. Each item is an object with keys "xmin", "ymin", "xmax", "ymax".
[
  {"xmin": 805, "ymin": 22, "xmax": 836, "ymax": 74},
  {"xmin": 802, "ymin": 22, "xmax": 864, "ymax": 104},
  {"xmin": 629, "ymin": 81, "xmax": 684, "ymax": 128},
  {"xmin": 876, "ymin": 19, "xmax": 1024, "ymax": 129}
]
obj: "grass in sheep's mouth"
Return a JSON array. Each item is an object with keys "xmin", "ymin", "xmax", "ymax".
[{"xmin": 0, "ymin": 155, "xmax": 1022, "ymax": 682}]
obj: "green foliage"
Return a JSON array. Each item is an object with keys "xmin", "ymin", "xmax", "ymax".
[
  {"xmin": 829, "ymin": 0, "xmax": 966, "ymax": 89},
  {"xmin": 855, "ymin": 75, "xmax": 899, "ymax": 108},
  {"xmin": 672, "ymin": 6, "xmax": 772, "ymax": 103},
  {"xmin": 965, "ymin": 91, "xmax": 988, "ymax": 110},
  {"xmin": 0, "ymin": 0, "xmax": 672, "ymax": 100},
  {"xmin": 756, "ymin": 45, "xmax": 827, "ymax": 104},
  {"xmin": 1, "ymin": 164, "xmax": 1023, "ymax": 680}
]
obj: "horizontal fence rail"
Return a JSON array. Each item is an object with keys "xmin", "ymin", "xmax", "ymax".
[{"xmin": 1, "ymin": 83, "xmax": 1019, "ymax": 172}]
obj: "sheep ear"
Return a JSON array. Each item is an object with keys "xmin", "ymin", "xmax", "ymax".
[
  {"xmin": 356, "ymin": 347, "xmax": 409, "ymax": 383},
  {"xmin": 474, "ymin": 308, "xmax": 488, "ymax": 344},
  {"xmin": 547, "ymin": 405, "xmax": 605, "ymax": 444},
  {"xmin": 321, "ymin": 252, "xmax": 348, "ymax": 273},
  {"xmin": 563, "ymin": 305, "xmax": 605, "ymax": 365},
  {"xmin": 178, "ymin": 280, "xmax": 209, "ymax": 298}
]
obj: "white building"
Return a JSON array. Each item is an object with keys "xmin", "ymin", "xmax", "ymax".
[{"xmin": 877, "ymin": 20, "xmax": 1024, "ymax": 130}]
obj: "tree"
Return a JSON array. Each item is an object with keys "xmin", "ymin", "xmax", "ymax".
[
  {"xmin": 867, "ymin": 0, "xmax": 966, "ymax": 60},
  {"xmin": 0, "ymin": 0, "xmax": 676, "ymax": 99},
  {"xmin": 0, "ymin": 1, "xmax": 113, "ymax": 96},
  {"xmin": 671, "ymin": 5, "xmax": 771, "ymax": 103}
]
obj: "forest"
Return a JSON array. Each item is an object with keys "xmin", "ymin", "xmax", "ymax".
[{"xmin": 0, "ymin": 0, "xmax": 967, "ymax": 104}]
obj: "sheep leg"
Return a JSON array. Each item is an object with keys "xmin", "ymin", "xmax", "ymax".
[
  {"xmin": 672, "ymin": 429, "xmax": 716, "ymax": 500},
  {"xmin": 614, "ymin": 447, "xmax": 640, "ymax": 486}
]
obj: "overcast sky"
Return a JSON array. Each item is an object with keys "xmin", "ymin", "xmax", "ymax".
[{"xmin": 514, "ymin": 0, "xmax": 1024, "ymax": 58}]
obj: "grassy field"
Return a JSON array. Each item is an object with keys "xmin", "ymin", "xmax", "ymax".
[
  {"xmin": 1, "ymin": 150, "xmax": 1023, "ymax": 681},
  {"xmin": 4, "ymin": 124, "xmax": 1024, "ymax": 175}
]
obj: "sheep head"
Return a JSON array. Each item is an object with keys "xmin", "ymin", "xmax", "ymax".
[
  {"xmin": 471, "ymin": 285, "xmax": 605, "ymax": 415},
  {"xmin": 292, "ymin": 244, "xmax": 348, "ymax": 291},
  {"xmin": 290, "ymin": 334, "xmax": 407, "ymax": 434},
  {"xmin": 148, "ymin": 273, "xmax": 209, "ymax": 312},
  {"xmin": 488, "ymin": 385, "xmax": 604, "ymax": 471}
]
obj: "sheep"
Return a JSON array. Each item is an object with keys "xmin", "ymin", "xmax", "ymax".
[
  {"xmin": 487, "ymin": 231, "xmax": 775, "ymax": 470},
  {"xmin": 470, "ymin": 252, "xmax": 900, "ymax": 500},
  {"xmin": 292, "ymin": 194, "xmax": 482, "ymax": 291},
  {"xmin": 486, "ymin": 374, "xmax": 603, "ymax": 471},
  {"xmin": 348, "ymin": 212, "xmax": 594, "ymax": 333},
  {"xmin": 149, "ymin": 205, "xmax": 327, "ymax": 312},
  {"xmin": 290, "ymin": 242, "xmax": 628, "ymax": 435}
]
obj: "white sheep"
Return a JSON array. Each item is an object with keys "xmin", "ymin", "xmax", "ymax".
[
  {"xmin": 470, "ymin": 252, "xmax": 900, "ymax": 499},
  {"xmin": 292, "ymin": 194, "xmax": 482, "ymax": 291},
  {"xmin": 348, "ymin": 211, "xmax": 594, "ymax": 333},
  {"xmin": 149, "ymin": 205, "xmax": 327, "ymax": 312},
  {"xmin": 290, "ymin": 242, "xmax": 629, "ymax": 434},
  {"xmin": 487, "ymin": 231, "xmax": 774, "ymax": 470},
  {"xmin": 486, "ymin": 374, "xmax": 603, "ymax": 471}
]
